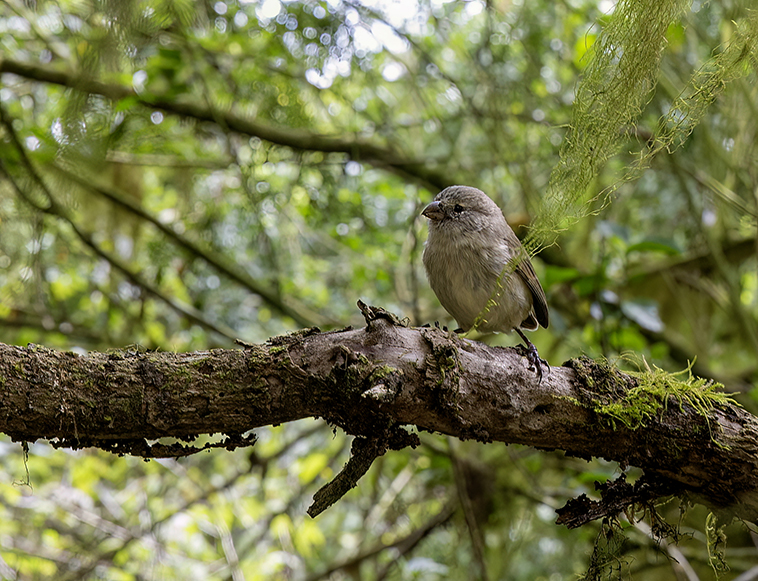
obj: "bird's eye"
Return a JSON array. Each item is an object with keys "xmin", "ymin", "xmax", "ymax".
[{"xmin": 453, "ymin": 204, "xmax": 464, "ymax": 213}]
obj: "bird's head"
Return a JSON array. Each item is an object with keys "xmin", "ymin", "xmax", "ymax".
[{"xmin": 422, "ymin": 185, "xmax": 504, "ymax": 236}]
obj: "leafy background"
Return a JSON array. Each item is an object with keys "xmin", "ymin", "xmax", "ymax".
[{"xmin": 0, "ymin": 0, "xmax": 757, "ymax": 579}]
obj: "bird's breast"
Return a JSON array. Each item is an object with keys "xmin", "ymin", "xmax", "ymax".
[{"xmin": 423, "ymin": 233, "xmax": 532, "ymax": 333}]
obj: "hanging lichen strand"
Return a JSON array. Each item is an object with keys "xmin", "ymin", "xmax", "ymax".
[
  {"xmin": 647, "ymin": 13, "xmax": 758, "ymax": 157},
  {"xmin": 524, "ymin": 0, "xmax": 758, "ymax": 254}
]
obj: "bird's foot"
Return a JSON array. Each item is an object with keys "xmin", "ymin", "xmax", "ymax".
[
  {"xmin": 423, "ymin": 322, "xmax": 452, "ymax": 333},
  {"xmin": 515, "ymin": 329, "xmax": 549, "ymax": 383},
  {"xmin": 524, "ymin": 342, "xmax": 549, "ymax": 383}
]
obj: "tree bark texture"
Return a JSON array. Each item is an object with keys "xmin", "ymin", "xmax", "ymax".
[{"xmin": 0, "ymin": 306, "xmax": 756, "ymax": 525}]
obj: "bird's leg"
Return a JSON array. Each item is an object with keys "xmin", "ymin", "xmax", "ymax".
[{"xmin": 515, "ymin": 328, "xmax": 549, "ymax": 382}]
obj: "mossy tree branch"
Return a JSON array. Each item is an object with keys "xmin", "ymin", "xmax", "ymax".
[{"xmin": 0, "ymin": 303, "xmax": 756, "ymax": 526}]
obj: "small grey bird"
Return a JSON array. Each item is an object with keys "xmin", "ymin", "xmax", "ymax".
[{"xmin": 422, "ymin": 185, "xmax": 549, "ymax": 380}]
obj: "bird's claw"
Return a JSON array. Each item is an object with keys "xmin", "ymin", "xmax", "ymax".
[
  {"xmin": 515, "ymin": 329, "xmax": 549, "ymax": 383},
  {"xmin": 524, "ymin": 342, "xmax": 549, "ymax": 383}
]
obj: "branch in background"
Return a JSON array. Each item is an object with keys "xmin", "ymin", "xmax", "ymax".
[
  {"xmin": 450, "ymin": 443, "xmax": 490, "ymax": 581},
  {"xmin": 0, "ymin": 58, "xmax": 449, "ymax": 190},
  {"xmin": 0, "ymin": 104, "xmax": 238, "ymax": 341},
  {"xmin": 106, "ymin": 151, "xmax": 233, "ymax": 169},
  {"xmin": 2, "ymin": 165, "xmax": 238, "ymax": 340},
  {"xmin": 53, "ymin": 163, "xmax": 334, "ymax": 329},
  {"xmin": 633, "ymin": 520, "xmax": 699, "ymax": 581},
  {"xmin": 306, "ymin": 500, "xmax": 456, "ymax": 581},
  {"xmin": 550, "ymin": 233, "xmax": 758, "ymax": 390}
]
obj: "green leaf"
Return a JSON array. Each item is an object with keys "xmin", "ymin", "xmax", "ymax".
[{"xmin": 625, "ymin": 240, "xmax": 681, "ymax": 256}]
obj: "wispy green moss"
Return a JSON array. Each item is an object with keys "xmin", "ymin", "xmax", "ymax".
[
  {"xmin": 706, "ymin": 512, "xmax": 730, "ymax": 578},
  {"xmin": 525, "ymin": 3, "xmax": 758, "ymax": 255},
  {"xmin": 592, "ymin": 357, "xmax": 740, "ymax": 445}
]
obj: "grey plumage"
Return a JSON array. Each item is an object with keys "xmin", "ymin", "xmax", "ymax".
[{"xmin": 422, "ymin": 185, "xmax": 549, "ymax": 336}]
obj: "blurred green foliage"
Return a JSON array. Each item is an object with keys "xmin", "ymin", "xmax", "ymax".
[{"xmin": 0, "ymin": 0, "xmax": 757, "ymax": 579}]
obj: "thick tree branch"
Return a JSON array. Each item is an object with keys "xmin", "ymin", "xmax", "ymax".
[
  {"xmin": 0, "ymin": 305, "xmax": 756, "ymax": 526},
  {"xmin": 0, "ymin": 58, "xmax": 449, "ymax": 190}
]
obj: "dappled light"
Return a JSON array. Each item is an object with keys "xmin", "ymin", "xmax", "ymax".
[{"xmin": 0, "ymin": 0, "xmax": 757, "ymax": 579}]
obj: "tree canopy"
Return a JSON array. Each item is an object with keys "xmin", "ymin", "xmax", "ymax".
[{"xmin": 0, "ymin": 0, "xmax": 757, "ymax": 579}]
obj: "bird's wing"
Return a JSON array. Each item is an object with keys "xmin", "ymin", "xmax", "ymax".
[{"xmin": 508, "ymin": 237, "xmax": 549, "ymax": 329}]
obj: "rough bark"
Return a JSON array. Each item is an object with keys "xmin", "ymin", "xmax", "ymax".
[{"xmin": 0, "ymin": 304, "xmax": 756, "ymax": 525}]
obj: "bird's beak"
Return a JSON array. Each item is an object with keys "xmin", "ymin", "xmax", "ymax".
[{"xmin": 422, "ymin": 201, "xmax": 444, "ymax": 221}]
